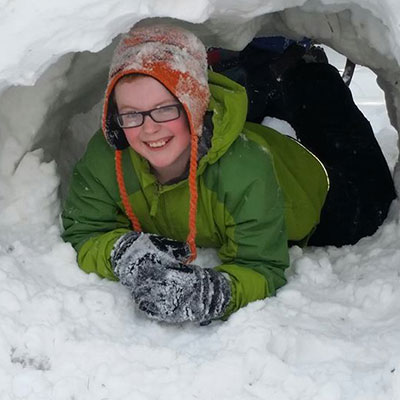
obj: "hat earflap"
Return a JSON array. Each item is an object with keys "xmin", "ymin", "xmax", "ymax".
[{"xmin": 105, "ymin": 96, "xmax": 130, "ymax": 150}]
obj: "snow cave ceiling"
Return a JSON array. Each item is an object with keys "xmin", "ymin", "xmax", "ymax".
[{"xmin": 1, "ymin": 1, "xmax": 399, "ymax": 197}]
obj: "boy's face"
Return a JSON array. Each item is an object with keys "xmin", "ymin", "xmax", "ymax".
[{"xmin": 114, "ymin": 76, "xmax": 191, "ymax": 183}]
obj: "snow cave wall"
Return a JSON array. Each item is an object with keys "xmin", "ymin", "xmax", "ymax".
[{"xmin": 0, "ymin": 1, "xmax": 399, "ymax": 216}]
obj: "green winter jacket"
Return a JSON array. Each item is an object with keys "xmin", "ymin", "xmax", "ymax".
[{"xmin": 62, "ymin": 71, "xmax": 328, "ymax": 317}]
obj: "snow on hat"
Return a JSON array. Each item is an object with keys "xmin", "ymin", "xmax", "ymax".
[
  {"xmin": 102, "ymin": 24, "xmax": 210, "ymax": 149},
  {"xmin": 102, "ymin": 24, "xmax": 210, "ymax": 262}
]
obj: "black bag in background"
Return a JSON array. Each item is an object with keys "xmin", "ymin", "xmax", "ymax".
[{"xmin": 209, "ymin": 39, "xmax": 397, "ymax": 246}]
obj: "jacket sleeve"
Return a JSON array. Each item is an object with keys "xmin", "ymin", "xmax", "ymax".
[
  {"xmin": 213, "ymin": 137, "xmax": 289, "ymax": 316},
  {"xmin": 61, "ymin": 131, "xmax": 131, "ymax": 280}
]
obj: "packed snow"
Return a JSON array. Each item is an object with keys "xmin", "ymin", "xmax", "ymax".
[{"xmin": 1, "ymin": 0, "xmax": 400, "ymax": 399}]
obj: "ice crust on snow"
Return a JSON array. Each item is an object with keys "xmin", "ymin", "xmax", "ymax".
[{"xmin": 0, "ymin": 0, "xmax": 400, "ymax": 399}]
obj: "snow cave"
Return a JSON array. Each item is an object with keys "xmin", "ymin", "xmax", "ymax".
[{"xmin": 1, "ymin": 2, "xmax": 400, "ymax": 399}]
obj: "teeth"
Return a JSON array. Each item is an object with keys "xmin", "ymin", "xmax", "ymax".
[{"xmin": 147, "ymin": 140, "xmax": 167, "ymax": 148}]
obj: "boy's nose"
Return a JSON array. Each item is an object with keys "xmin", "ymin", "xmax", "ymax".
[{"xmin": 142, "ymin": 114, "xmax": 160, "ymax": 133}]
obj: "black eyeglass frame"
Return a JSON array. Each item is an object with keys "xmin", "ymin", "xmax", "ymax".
[{"xmin": 116, "ymin": 104, "xmax": 183, "ymax": 128}]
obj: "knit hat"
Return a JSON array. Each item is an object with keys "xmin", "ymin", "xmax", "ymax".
[
  {"xmin": 102, "ymin": 24, "xmax": 210, "ymax": 149},
  {"xmin": 102, "ymin": 24, "xmax": 211, "ymax": 262}
]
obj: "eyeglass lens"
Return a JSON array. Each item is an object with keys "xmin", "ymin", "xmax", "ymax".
[{"xmin": 117, "ymin": 105, "xmax": 180, "ymax": 128}]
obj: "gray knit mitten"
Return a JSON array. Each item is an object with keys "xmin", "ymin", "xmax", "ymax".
[
  {"xmin": 111, "ymin": 231, "xmax": 191, "ymax": 287},
  {"xmin": 111, "ymin": 232, "xmax": 231, "ymax": 324},
  {"xmin": 133, "ymin": 259, "xmax": 231, "ymax": 324}
]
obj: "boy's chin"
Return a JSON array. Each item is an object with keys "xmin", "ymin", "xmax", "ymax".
[
  {"xmin": 150, "ymin": 159, "xmax": 188, "ymax": 180},
  {"xmin": 149, "ymin": 161, "xmax": 175, "ymax": 172}
]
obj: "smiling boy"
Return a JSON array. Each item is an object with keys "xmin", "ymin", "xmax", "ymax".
[{"xmin": 62, "ymin": 24, "xmax": 328, "ymax": 324}]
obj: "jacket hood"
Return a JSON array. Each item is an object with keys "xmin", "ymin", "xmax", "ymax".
[{"xmin": 197, "ymin": 70, "xmax": 248, "ymax": 172}]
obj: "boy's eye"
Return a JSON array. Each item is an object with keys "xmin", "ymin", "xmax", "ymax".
[
  {"xmin": 125, "ymin": 113, "xmax": 139, "ymax": 119},
  {"xmin": 152, "ymin": 105, "xmax": 179, "ymax": 119},
  {"xmin": 117, "ymin": 112, "xmax": 142, "ymax": 127},
  {"xmin": 124, "ymin": 113, "xmax": 142, "ymax": 122}
]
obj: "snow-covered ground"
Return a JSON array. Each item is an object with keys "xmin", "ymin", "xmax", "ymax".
[{"xmin": 1, "ymin": 1, "xmax": 400, "ymax": 399}]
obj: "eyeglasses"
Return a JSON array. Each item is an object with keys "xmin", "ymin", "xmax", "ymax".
[{"xmin": 116, "ymin": 104, "xmax": 182, "ymax": 128}]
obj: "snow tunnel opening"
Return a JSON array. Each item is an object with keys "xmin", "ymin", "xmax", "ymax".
[{"xmin": 0, "ymin": 16, "xmax": 398, "ymax": 226}]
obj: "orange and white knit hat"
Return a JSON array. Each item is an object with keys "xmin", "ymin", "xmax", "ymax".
[
  {"xmin": 103, "ymin": 24, "xmax": 210, "ymax": 148},
  {"xmin": 102, "ymin": 24, "xmax": 211, "ymax": 262}
]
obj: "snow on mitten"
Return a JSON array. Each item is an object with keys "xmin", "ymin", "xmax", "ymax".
[
  {"xmin": 111, "ymin": 231, "xmax": 191, "ymax": 287},
  {"xmin": 133, "ymin": 260, "xmax": 232, "ymax": 324}
]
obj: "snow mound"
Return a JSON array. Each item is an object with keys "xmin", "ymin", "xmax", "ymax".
[{"xmin": 0, "ymin": 1, "xmax": 400, "ymax": 399}]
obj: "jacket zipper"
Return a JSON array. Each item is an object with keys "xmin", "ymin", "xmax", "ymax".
[{"xmin": 150, "ymin": 183, "xmax": 161, "ymax": 217}]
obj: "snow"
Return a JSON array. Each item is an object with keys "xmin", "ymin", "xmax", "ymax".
[
  {"xmin": 0, "ymin": 0, "xmax": 400, "ymax": 399},
  {"xmin": 261, "ymin": 117, "xmax": 298, "ymax": 140}
]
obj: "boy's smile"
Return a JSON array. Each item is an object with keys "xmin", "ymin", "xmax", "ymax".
[
  {"xmin": 114, "ymin": 75, "xmax": 191, "ymax": 184},
  {"xmin": 144, "ymin": 136, "xmax": 173, "ymax": 149}
]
